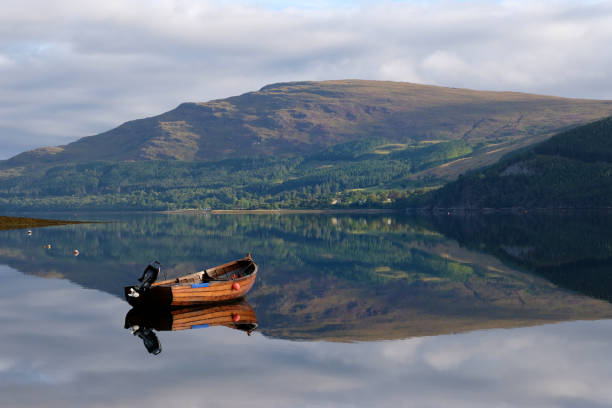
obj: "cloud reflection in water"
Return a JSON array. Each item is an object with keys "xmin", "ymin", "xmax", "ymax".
[{"xmin": 1, "ymin": 265, "xmax": 612, "ymax": 407}]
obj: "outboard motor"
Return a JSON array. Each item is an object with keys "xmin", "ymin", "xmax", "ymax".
[{"xmin": 137, "ymin": 261, "xmax": 161, "ymax": 291}]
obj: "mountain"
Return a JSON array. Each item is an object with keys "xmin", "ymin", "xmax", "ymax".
[
  {"xmin": 5, "ymin": 80, "xmax": 612, "ymax": 166},
  {"xmin": 427, "ymin": 116, "xmax": 612, "ymax": 209},
  {"xmin": 2, "ymin": 80, "xmax": 612, "ymax": 211}
]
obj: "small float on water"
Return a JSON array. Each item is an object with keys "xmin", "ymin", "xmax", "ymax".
[{"xmin": 124, "ymin": 254, "xmax": 258, "ymax": 307}]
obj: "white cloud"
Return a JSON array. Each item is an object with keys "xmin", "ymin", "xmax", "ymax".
[
  {"xmin": 0, "ymin": 54, "xmax": 13, "ymax": 68},
  {"xmin": 421, "ymin": 51, "xmax": 471, "ymax": 82},
  {"xmin": 1, "ymin": 0, "xmax": 611, "ymax": 158}
]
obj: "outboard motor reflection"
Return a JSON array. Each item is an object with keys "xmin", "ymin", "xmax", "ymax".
[{"xmin": 130, "ymin": 325, "xmax": 162, "ymax": 355}]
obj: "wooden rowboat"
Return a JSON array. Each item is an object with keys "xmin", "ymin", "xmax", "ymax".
[{"xmin": 124, "ymin": 254, "xmax": 258, "ymax": 307}]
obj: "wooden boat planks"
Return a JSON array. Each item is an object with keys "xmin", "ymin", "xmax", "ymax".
[
  {"xmin": 172, "ymin": 282, "xmax": 240, "ymax": 292},
  {"xmin": 172, "ymin": 294, "xmax": 250, "ymax": 302},
  {"xmin": 173, "ymin": 297, "xmax": 241, "ymax": 305},
  {"xmin": 125, "ymin": 254, "xmax": 257, "ymax": 307},
  {"xmin": 172, "ymin": 292, "xmax": 248, "ymax": 300},
  {"xmin": 206, "ymin": 259, "xmax": 246, "ymax": 277},
  {"xmin": 155, "ymin": 271, "xmax": 253, "ymax": 290},
  {"xmin": 172, "ymin": 283, "xmax": 254, "ymax": 298}
]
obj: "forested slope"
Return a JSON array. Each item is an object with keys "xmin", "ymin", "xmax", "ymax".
[{"xmin": 428, "ymin": 117, "xmax": 612, "ymax": 209}]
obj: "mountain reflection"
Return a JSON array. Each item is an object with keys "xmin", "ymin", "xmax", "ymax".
[
  {"xmin": 426, "ymin": 212, "xmax": 612, "ymax": 303},
  {"xmin": 125, "ymin": 300, "xmax": 258, "ymax": 355},
  {"xmin": 2, "ymin": 212, "xmax": 612, "ymax": 341}
]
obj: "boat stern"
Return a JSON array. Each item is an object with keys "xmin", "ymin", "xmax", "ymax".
[
  {"xmin": 124, "ymin": 286, "xmax": 143, "ymax": 307},
  {"xmin": 123, "ymin": 285, "xmax": 173, "ymax": 307}
]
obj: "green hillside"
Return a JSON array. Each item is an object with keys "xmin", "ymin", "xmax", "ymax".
[
  {"xmin": 2, "ymin": 80, "xmax": 612, "ymax": 211},
  {"xmin": 428, "ymin": 117, "xmax": 612, "ymax": 209},
  {"xmin": 0, "ymin": 140, "xmax": 477, "ymax": 210}
]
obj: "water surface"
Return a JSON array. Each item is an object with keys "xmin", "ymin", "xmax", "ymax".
[{"xmin": 2, "ymin": 213, "xmax": 612, "ymax": 406}]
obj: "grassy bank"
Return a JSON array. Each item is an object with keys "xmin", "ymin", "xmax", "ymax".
[{"xmin": 0, "ymin": 216, "xmax": 85, "ymax": 231}]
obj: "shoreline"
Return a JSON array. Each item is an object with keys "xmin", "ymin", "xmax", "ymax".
[
  {"xmin": 8, "ymin": 207, "xmax": 612, "ymax": 217},
  {"xmin": 161, "ymin": 208, "xmax": 400, "ymax": 215},
  {"xmin": 161, "ymin": 207, "xmax": 612, "ymax": 216}
]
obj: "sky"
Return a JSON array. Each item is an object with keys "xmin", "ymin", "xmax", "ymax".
[{"xmin": 1, "ymin": 0, "xmax": 612, "ymax": 159}]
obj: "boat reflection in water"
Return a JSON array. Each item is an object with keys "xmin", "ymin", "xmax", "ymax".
[{"xmin": 124, "ymin": 299, "xmax": 258, "ymax": 355}]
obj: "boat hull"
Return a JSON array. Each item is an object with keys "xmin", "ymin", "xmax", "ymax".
[
  {"xmin": 124, "ymin": 256, "xmax": 257, "ymax": 307},
  {"xmin": 170, "ymin": 274, "xmax": 256, "ymax": 305}
]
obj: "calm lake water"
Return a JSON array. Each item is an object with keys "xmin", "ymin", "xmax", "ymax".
[{"xmin": 2, "ymin": 212, "xmax": 612, "ymax": 407}]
